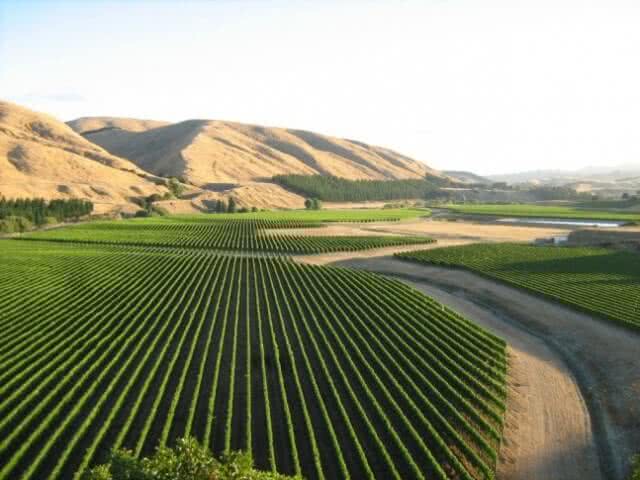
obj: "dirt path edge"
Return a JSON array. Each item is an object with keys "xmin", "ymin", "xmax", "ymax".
[
  {"xmin": 306, "ymin": 255, "xmax": 640, "ymax": 480},
  {"xmin": 375, "ymin": 269, "xmax": 612, "ymax": 480}
]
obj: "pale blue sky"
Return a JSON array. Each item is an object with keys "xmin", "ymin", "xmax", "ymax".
[{"xmin": 1, "ymin": 0, "xmax": 639, "ymax": 174}]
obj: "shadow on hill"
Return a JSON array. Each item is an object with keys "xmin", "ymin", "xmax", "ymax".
[
  {"xmin": 288, "ymin": 129, "xmax": 388, "ymax": 176},
  {"xmin": 201, "ymin": 183, "xmax": 238, "ymax": 192}
]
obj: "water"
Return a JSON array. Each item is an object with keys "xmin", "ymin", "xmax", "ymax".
[{"xmin": 497, "ymin": 217, "xmax": 624, "ymax": 228}]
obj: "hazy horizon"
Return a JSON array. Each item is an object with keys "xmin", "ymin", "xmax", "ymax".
[{"xmin": 1, "ymin": 0, "xmax": 639, "ymax": 176}]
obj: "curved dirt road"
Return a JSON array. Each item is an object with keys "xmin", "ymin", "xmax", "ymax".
[
  {"xmin": 296, "ymin": 253, "xmax": 640, "ymax": 480},
  {"xmin": 388, "ymin": 280, "xmax": 602, "ymax": 480}
]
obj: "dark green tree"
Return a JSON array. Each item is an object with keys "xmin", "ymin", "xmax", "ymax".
[{"xmin": 227, "ymin": 197, "xmax": 237, "ymax": 213}]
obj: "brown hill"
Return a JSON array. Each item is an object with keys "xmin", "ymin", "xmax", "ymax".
[
  {"xmin": 69, "ymin": 118, "xmax": 438, "ymax": 186},
  {"xmin": 0, "ymin": 101, "xmax": 167, "ymax": 214},
  {"xmin": 68, "ymin": 117, "xmax": 170, "ymax": 134}
]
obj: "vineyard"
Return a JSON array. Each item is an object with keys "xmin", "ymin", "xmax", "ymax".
[
  {"xmin": 398, "ymin": 243, "xmax": 640, "ymax": 330},
  {"xmin": 0, "ymin": 240, "xmax": 506, "ymax": 480},
  {"xmin": 163, "ymin": 208, "xmax": 431, "ymax": 223},
  {"xmin": 24, "ymin": 217, "xmax": 433, "ymax": 254},
  {"xmin": 442, "ymin": 203, "xmax": 640, "ymax": 222}
]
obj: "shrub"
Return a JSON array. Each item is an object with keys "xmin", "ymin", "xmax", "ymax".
[
  {"xmin": 0, "ymin": 216, "xmax": 33, "ymax": 233},
  {"xmin": 151, "ymin": 205, "xmax": 169, "ymax": 216},
  {"xmin": 82, "ymin": 437, "xmax": 299, "ymax": 480},
  {"xmin": 167, "ymin": 177, "xmax": 186, "ymax": 198},
  {"xmin": 630, "ymin": 455, "xmax": 640, "ymax": 480},
  {"xmin": 304, "ymin": 198, "xmax": 322, "ymax": 210}
]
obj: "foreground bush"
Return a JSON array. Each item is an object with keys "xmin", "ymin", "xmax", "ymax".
[
  {"xmin": 83, "ymin": 437, "xmax": 299, "ymax": 480},
  {"xmin": 631, "ymin": 454, "xmax": 640, "ymax": 480}
]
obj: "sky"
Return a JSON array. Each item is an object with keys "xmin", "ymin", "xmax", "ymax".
[{"xmin": 1, "ymin": 0, "xmax": 639, "ymax": 175}]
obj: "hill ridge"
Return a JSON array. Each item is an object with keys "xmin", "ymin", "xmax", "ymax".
[
  {"xmin": 0, "ymin": 100, "xmax": 167, "ymax": 213},
  {"xmin": 68, "ymin": 116, "xmax": 439, "ymax": 186}
]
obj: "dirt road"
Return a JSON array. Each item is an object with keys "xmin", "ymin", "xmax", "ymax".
[
  {"xmin": 266, "ymin": 217, "xmax": 570, "ymax": 243},
  {"xmin": 296, "ymin": 253, "xmax": 640, "ymax": 480}
]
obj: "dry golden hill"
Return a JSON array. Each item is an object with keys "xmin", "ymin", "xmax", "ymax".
[
  {"xmin": 68, "ymin": 117, "xmax": 170, "ymax": 134},
  {"xmin": 0, "ymin": 101, "xmax": 167, "ymax": 214},
  {"xmin": 69, "ymin": 118, "xmax": 439, "ymax": 186}
]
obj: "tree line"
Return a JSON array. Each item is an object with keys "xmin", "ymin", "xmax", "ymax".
[
  {"xmin": 0, "ymin": 197, "xmax": 93, "ymax": 228},
  {"xmin": 273, "ymin": 174, "xmax": 449, "ymax": 202}
]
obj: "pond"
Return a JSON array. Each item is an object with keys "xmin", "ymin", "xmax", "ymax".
[{"xmin": 497, "ymin": 217, "xmax": 625, "ymax": 228}]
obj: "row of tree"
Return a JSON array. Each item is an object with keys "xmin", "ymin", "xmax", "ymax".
[
  {"xmin": 212, "ymin": 198, "xmax": 259, "ymax": 214},
  {"xmin": 0, "ymin": 197, "xmax": 93, "ymax": 226},
  {"xmin": 273, "ymin": 174, "xmax": 448, "ymax": 202}
]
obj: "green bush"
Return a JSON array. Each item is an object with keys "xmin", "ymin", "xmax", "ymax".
[
  {"xmin": 0, "ymin": 216, "xmax": 33, "ymax": 233},
  {"xmin": 631, "ymin": 455, "xmax": 640, "ymax": 480},
  {"xmin": 151, "ymin": 205, "xmax": 169, "ymax": 216},
  {"xmin": 82, "ymin": 437, "xmax": 299, "ymax": 480},
  {"xmin": 304, "ymin": 198, "xmax": 322, "ymax": 210},
  {"xmin": 167, "ymin": 177, "xmax": 186, "ymax": 198}
]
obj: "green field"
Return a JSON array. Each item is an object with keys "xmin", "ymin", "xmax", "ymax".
[
  {"xmin": 572, "ymin": 198, "xmax": 640, "ymax": 210},
  {"xmin": 24, "ymin": 217, "xmax": 432, "ymax": 254},
  {"xmin": 0, "ymin": 240, "xmax": 506, "ymax": 480},
  {"xmin": 398, "ymin": 244, "xmax": 640, "ymax": 330},
  {"xmin": 443, "ymin": 204, "xmax": 640, "ymax": 222},
  {"xmin": 168, "ymin": 208, "xmax": 431, "ymax": 223}
]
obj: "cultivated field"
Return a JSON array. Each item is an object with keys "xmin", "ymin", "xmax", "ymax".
[
  {"xmin": 23, "ymin": 214, "xmax": 433, "ymax": 254},
  {"xmin": 397, "ymin": 244, "xmax": 640, "ymax": 330},
  {"xmin": 443, "ymin": 204, "xmax": 640, "ymax": 222},
  {"xmin": 166, "ymin": 208, "xmax": 431, "ymax": 222},
  {"xmin": 0, "ymin": 240, "xmax": 506, "ymax": 480}
]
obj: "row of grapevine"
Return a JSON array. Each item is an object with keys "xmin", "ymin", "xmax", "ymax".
[
  {"xmin": 24, "ymin": 218, "xmax": 433, "ymax": 254},
  {"xmin": 397, "ymin": 243, "xmax": 640, "ymax": 330},
  {"xmin": 0, "ymin": 240, "xmax": 506, "ymax": 479}
]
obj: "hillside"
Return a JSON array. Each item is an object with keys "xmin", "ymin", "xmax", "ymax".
[
  {"xmin": 443, "ymin": 170, "xmax": 490, "ymax": 184},
  {"xmin": 68, "ymin": 117, "xmax": 439, "ymax": 186},
  {"xmin": 68, "ymin": 117, "xmax": 170, "ymax": 134},
  {"xmin": 0, "ymin": 101, "xmax": 167, "ymax": 213}
]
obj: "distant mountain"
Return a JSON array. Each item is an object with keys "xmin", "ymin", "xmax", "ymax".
[
  {"xmin": 0, "ymin": 100, "xmax": 167, "ymax": 213},
  {"xmin": 490, "ymin": 165, "xmax": 640, "ymax": 184},
  {"xmin": 443, "ymin": 170, "xmax": 490, "ymax": 184},
  {"xmin": 68, "ymin": 117, "xmax": 440, "ymax": 186}
]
